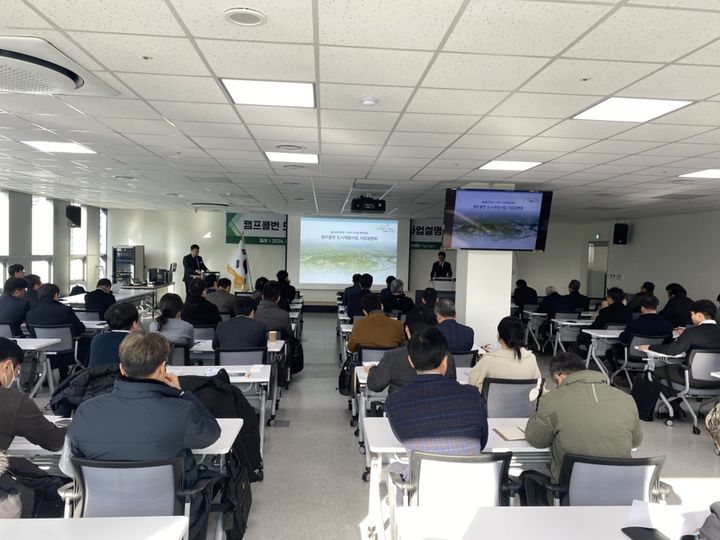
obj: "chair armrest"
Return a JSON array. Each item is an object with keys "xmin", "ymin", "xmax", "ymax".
[
  {"xmin": 504, "ymin": 475, "xmax": 523, "ymax": 498},
  {"xmin": 653, "ymin": 481, "xmax": 672, "ymax": 503},
  {"xmin": 533, "ymin": 476, "xmax": 567, "ymax": 500},
  {"xmin": 57, "ymin": 481, "xmax": 80, "ymax": 502},
  {"xmin": 387, "ymin": 471, "xmax": 412, "ymax": 493},
  {"xmin": 178, "ymin": 474, "xmax": 226, "ymax": 500}
]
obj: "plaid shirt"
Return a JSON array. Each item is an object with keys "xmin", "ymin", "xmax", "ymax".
[{"xmin": 386, "ymin": 374, "xmax": 488, "ymax": 455}]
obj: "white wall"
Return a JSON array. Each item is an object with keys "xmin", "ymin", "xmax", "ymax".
[{"xmin": 408, "ymin": 248, "xmax": 456, "ymax": 295}]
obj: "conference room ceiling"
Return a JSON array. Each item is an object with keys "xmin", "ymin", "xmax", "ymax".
[{"xmin": 1, "ymin": 0, "xmax": 720, "ymax": 220}]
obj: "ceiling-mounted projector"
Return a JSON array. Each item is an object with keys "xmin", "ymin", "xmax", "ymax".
[{"xmin": 351, "ymin": 195, "xmax": 386, "ymax": 213}]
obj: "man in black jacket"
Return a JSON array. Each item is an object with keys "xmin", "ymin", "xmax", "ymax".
[
  {"xmin": 341, "ymin": 274, "xmax": 361, "ymax": 305},
  {"xmin": 513, "ymin": 279, "xmax": 538, "ymax": 310},
  {"xmin": 640, "ymin": 299, "xmax": 720, "ymax": 356},
  {"xmin": 213, "ymin": 297, "xmax": 267, "ymax": 350},
  {"xmin": 181, "ymin": 278, "xmax": 221, "ymax": 327},
  {"xmin": 0, "ymin": 277, "xmax": 30, "ymax": 336},
  {"xmin": 383, "ymin": 279, "xmax": 415, "ymax": 314},
  {"xmin": 619, "ymin": 296, "xmax": 673, "ymax": 345},
  {"xmin": 430, "ymin": 251, "xmax": 452, "ymax": 279},
  {"xmin": 182, "ymin": 244, "xmax": 209, "ymax": 297},
  {"xmin": 347, "ymin": 273, "xmax": 373, "ymax": 319},
  {"xmin": 565, "ymin": 279, "xmax": 590, "ymax": 311},
  {"xmin": 576, "ymin": 287, "xmax": 632, "ymax": 353},
  {"xmin": 83, "ymin": 278, "xmax": 116, "ymax": 319},
  {"xmin": 24, "ymin": 274, "xmax": 42, "ymax": 310},
  {"xmin": 537, "ymin": 286, "xmax": 571, "ymax": 319},
  {"xmin": 659, "ymin": 283, "xmax": 693, "ymax": 328},
  {"xmin": 66, "ymin": 331, "xmax": 220, "ymax": 540}
]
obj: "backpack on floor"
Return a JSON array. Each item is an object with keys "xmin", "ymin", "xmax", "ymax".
[
  {"xmin": 630, "ymin": 371, "xmax": 661, "ymax": 422},
  {"xmin": 288, "ymin": 337, "xmax": 304, "ymax": 375},
  {"xmin": 338, "ymin": 353, "xmax": 360, "ymax": 396}
]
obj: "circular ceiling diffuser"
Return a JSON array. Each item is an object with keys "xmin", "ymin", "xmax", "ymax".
[
  {"xmin": 0, "ymin": 49, "xmax": 82, "ymax": 94},
  {"xmin": 224, "ymin": 7, "xmax": 267, "ymax": 26},
  {"xmin": 191, "ymin": 202, "xmax": 230, "ymax": 212}
]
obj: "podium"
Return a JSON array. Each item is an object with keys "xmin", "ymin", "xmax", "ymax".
[{"xmin": 430, "ymin": 277, "xmax": 454, "ymax": 291}]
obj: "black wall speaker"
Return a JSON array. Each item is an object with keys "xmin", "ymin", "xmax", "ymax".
[{"xmin": 613, "ymin": 223, "xmax": 629, "ymax": 245}]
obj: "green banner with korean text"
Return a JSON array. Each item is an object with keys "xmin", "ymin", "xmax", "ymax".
[
  {"xmin": 410, "ymin": 219, "xmax": 443, "ymax": 249},
  {"xmin": 226, "ymin": 212, "xmax": 288, "ymax": 245}
]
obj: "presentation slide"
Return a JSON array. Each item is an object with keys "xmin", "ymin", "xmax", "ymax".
[
  {"xmin": 299, "ymin": 217, "xmax": 398, "ymax": 284},
  {"xmin": 449, "ymin": 190, "xmax": 543, "ymax": 250}
]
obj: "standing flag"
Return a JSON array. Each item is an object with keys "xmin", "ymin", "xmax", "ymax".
[{"xmin": 226, "ymin": 233, "xmax": 251, "ymax": 292}]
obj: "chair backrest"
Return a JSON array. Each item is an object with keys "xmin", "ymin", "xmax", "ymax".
[
  {"xmin": 687, "ymin": 349, "xmax": 720, "ymax": 386},
  {"xmin": 481, "ymin": 378, "xmax": 544, "ymax": 418},
  {"xmin": 358, "ymin": 346, "xmax": 392, "ymax": 365},
  {"xmin": 555, "ymin": 312, "xmax": 579, "ymax": 320},
  {"xmin": 169, "ymin": 344, "xmax": 189, "ymax": 366},
  {"xmin": 75, "ymin": 310, "xmax": 102, "ymax": 321},
  {"xmin": 193, "ymin": 325, "xmax": 216, "ymax": 340},
  {"xmin": 28, "ymin": 324, "xmax": 74, "ymax": 353},
  {"xmin": 0, "ymin": 323, "xmax": 14, "ymax": 338},
  {"xmin": 215, "ymin": 347, "xmax": 267, "ymax": 366},
  {"xmin": 560, "ymin": 453, "xmax": 665, "ymax": 506},
  {"xmin": 627, "ymin": 335, "xmax": 667, "ymax": 361},
  {"xmin": 523, "ymin": 304, "xmax": 539, "ymax": 313},
  {"xmin": 604, "ymin": 323, "xmax": 628, "ymax": 330},
  {"xmin": 451, "ymin": 350, "xmax": 478, "ymax": 368},
  {"xmin": 411, "ymin": 451, "xmax": 513, "ymax": 511},
  {"xmin": 71, "ymin": 457, "xmax": 183, "ymax": 517},
  {"xmin": 219, "ymin": 312, "xmax": 232, "ymax": 321}
]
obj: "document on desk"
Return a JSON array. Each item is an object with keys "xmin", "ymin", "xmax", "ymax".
[
  {"xmin": 492, "ymin": 426, "xmax": 526, "ymax": 441},
  {"xmin": 204, "ymin": 367, "xmax": 248, "ymax": 378},
  {"xmin": 623, "ymin": 500, "xmax": 709, "ymax": 539}
]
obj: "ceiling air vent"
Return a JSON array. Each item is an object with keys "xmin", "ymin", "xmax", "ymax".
[
  {"xmin": 0, "ymin": 36, "xmax": 116, "ymax": 96},
  {"xmin": 191, "ymin": 202, "xmax": 230, "ymax": 212}
]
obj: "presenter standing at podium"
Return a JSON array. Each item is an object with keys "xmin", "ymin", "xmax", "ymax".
[
  {"xmin": 430, "ymin": 251, "xmax": 452, "ymax": 280},
  {"xmin": 182, "ymin": 244, "xmax": 208, "ymax": 297}
]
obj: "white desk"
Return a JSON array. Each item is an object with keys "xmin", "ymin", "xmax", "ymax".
[
  {"xmin": 82, "ymin": 320, "xmax": 108, "ymax": 332},
  {"xmin": 62, "ymin": 288, "xmax": 155, "ymax": 309},
  {"xmin": 642, "ymin": 349, "xmax": 687, "ymax": 424},
  {"xmin": 582, "ymin": 329, "xmax": 622, "ymax": 382},
  {"xmin": 0, "ymin": 516, "xmax": 188, "ymax": 540},
  {"xmin": 13, "ymin": 338, "xmax": 62, "ymax": 398},
  {"xmin": 523, "ymin": 311, "xmax": 545, "ymax": 350},
  {"xmin": 551, "ymin": 319, "xmax": 592, "ymax": 355}
]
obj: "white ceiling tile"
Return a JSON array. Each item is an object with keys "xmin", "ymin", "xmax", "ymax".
[
  {"xmin": 125, "ymin": 134, "xmax": 196, "ymax": 148},
  {"xmin": 469, "ymin": 117, "xmax": 559, "ymax": 137},
  {"xmin": 3, "ymin": 2, "xmax": 52, "ymax": 27},
  {"xmin": 612, "ymin": 123, "xmax": 712, "ymax": 142},
  {"xmin": 204, "ymin": 149, "xmax": 265, "ymax": 161},
  {"xmin": 319, "ymin": 84, "xmax": 414, "ymax": 112},
  {"xmin": 541, "ymin": 119, "xmax": 637, "ymax": 139},
  {"xmin": 628, "ymin": 0, "xmax": 720, "ymax": 11},
  {"xmin": 236, "ymin": 106, "xmax": 317, "ymax": 128},
  {"xmin": 320, "ymin": 110, "xmax": 399, "ymax": 131},
  {"xmin": 118, "ymin": 74, "xmax": 227, "ymax": 103},
  {"xmin": 438, "ymin": 148, "xmax": 504, "ymax": 161},
  {"xmin": 680, "ymin": 129, "xmax": 720, "ymax": 145},
  {"xmin": 408, "ymin": 89, "xmax": 508, "ymax": 115},
  {"xmin": 374, "ymin": 157, "xmax": 432, "ymax": 168},
  {"xmin": 321, "ymin": 129, "xmax": 389, "ymax": 145},
  {"xmin": 197, "ymin": 40, "xmax": 315, "ymax": 81},
  {"xmin": 516, "ymin": 137, "xmax": 595, "ymax": 152},
  {"xmin": 59, "ymin": 96, "xmax": 160, "ymax": 119},
  {"xmin": 319, "ymin": 0, "xmax": 462, "ymax": 49},
  {"xmin": 322, "ymin": 155, "xmax": 376, "ymax": 165},
  {"xmin": 680, "ymin": 39, "xmax": 720, "ymax": 66},
  {"xmin": 70, "ymin": 33, "xmax": 210, "ymax": 75},
  {"xmin": 491, "ymin": 93, "xmax": 601, "ymax": 119},
  {"xmin": 445, "ymin": 0, "xmax": 611, "ymax": 56},
  {"xmin": 386, "ymin": 132, "xmax": 458, "ymax": 147},
  {"xmin": 171, "ymin": 0, "xmax": 314, "ymax": 42},
  {"xmin": 321, "ymin": 143, "xmax": 382, "ymax": 156},
  {"xmin": 496, "ymin": 149, "xmax": 566, "ymax": 162},
  {"xmin": 425, "ymin": 159, "xmax": 480, "ymax": 170},
  {"xmin": 423, "ymin": 53, "xmax": 549, "ymax": 91},
  {"xmin": 553, "ymin": 153, "xmax": 625, "ymax": 165},
  {"xmin": 395, "ymin": 113, "xmax": 479, "ymax": 134},
  {"xmin": 654, "ymin": 101, "xmax": 720, "ymax": 126},
  {"xmin": 247, "ymin": 125, "xmax": 318, "ymax": 143},
  {"xmin": 320, "ymin": 47, "xmax": 432, "ymax": 86},
  {"xmin": 619, "ymin": 65, "xmax": 720, "ymax": 100},
  {"xmin": 609, "ymin": 154, "xmax": 683, "ymax": 167},
  {"xmin": 150, "ymin": 102, "xmax": 237, "ymax": 123},
  {"xmin": 565, "ymin": 6, "xmax": 720, "ymax": 62},
  {"xmin": 174, "ymin": 122, "xmax": 250, "ymax": 138},
  {"xmin": 644, "ymin": 142, "xmax": 719, "ymax": 157},
  {"xmin": 453, "ymin": 134, "xmax": 529, "ymax": 149},
  {"xmin": 0, "ymin": 94, "xmax": 84, "ymax": 116},
  {"xmin": 381, "ymin": 146, "xmax": 444, "ymax": 158},
  {"xmin": 580, "ymin": 140, "xmax": 664, "ymax": 154},
  {"xmin": 100, "ymin": 118, "xmax": 181, "ymax": 135}
]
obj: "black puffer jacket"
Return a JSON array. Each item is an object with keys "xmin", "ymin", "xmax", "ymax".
[{"xmin": 49, "ymin": 364, "xmax": 120, "ymax": 417}]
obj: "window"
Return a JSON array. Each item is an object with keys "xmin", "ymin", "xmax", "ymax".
[
  {"xmin": 31, "ymin": 260, "xmax": 51, "ymax": 284},
  {"xmin": 0, "ymin": 191, "xmax": 8, "ymax": 257},
  {"xmin": 32, "ymin": 196, "xmax": 54, "ymax": 256},
  {"xmin": 99, "ymin": 209, "xmax": 108, "ymax": 279},
  {"xmin": 70, "ymin": 206, "xmax": 87, "ymax": 255}
]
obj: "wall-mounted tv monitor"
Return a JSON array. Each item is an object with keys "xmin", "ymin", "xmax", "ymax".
[
  {"xmin": 443, "ymin": 189, "xmax": 553, "ymax": 251},
  {"xmin": 66, "ymin": 205, "xmax": 81, "ymax": 228}
]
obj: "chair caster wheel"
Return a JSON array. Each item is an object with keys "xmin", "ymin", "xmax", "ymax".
[
  {"xmin": 362, "ymin": 470, "xmax": 370, "ymax": 482},
  {"xmin": 348, "ymin": 400, "xmax": 353, "ymax": 411},
  {"xmin": 693, "ymin": 426, "xmax": 701, "ymax": 435},
  {"xmin": 350, "ymin": 417, "xmax": 358, "ymax": 427},
  {"xmin": 256, "ymin": 471, "xmax": 264, "ymax": 482},
  {"xmin": 715, "ymin": 446, "xmax": 720, "ymax": 456},
  {"xmin": 267, "ymin": 418, "xmax": 276, "ymax": 427},
  {"xmin": 354, "ymin": 428, "xmax": 359, "ymax": 437},
  {"xmin": 359, "ymin": 444, "xmax": 366, "ymax": 455},
  {"xmin": 665, "ymin": 419, "xmax": 673, "ymax": 427}
]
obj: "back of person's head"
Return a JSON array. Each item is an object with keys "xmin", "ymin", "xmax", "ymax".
[
  {"xmin": 37, "ymin": 283, "xmax": 60, "ymax": 301},
  {"xmin": 254, "ymin": 277, "xmax": 268, "ymax": 292},
  {"xmin": 545, "ymin": 285, "xmax": 557, "ymax": 295},
  {"xmin": 408, "ymin": 327, "xmax": 448, "ymax": 371},
  {"xmin": 155, "ymin": 293, "xmax": 183, "ymax": 330},
  {"xmin": 422, "ymin": 287, "xmax": 438, "ymax": 306},
  {"xmin": 25, "ymin": 274, "xmax": 41, "ymax": 289},
  {"xmin": 548, "ymin": 352, "xmax": 586, "ymax": 379},
  {"xmin": 640, "ymin": 295, "xmax": 659, "ymax": 311},
  {"xmin": 105, "ymin": 302, "xmax": 139, "ymax": 330},
  {"xmin": 438, "ymin": 251, "xmax": 446, "ymax": 259},
  {"xmin": 642, "ymin": 281, "xmax": 655, "ymax": 293},
  {"xmin": 236, "ymin": 297, "xmax": 257, "ymax": 317},
  {"xmin": 666, "ymin": 283, "xmax": 687, "ymax": 297},
  {"xmin": 262, "ymin": 281, "xmax": 280, "ymax": 302},
  {"xmin": 359, "ymin": 273, "xmax": 373, "ymax": 289},
  {"xmin": 352, "ymin": 273, "xmax": 361, "ymax": 285},
  {"xmin": 204, "ymin": 274, "xmax": 217, "ymax": 289},
  {"xmin": 0, "ymin": 336, "xmax": 24, "ymax": 368},
  {"xmin": 361, "ymin": 292, "xmax": 382, "ymax": 313},
  {"xmin": 389, "ymin": 279, "xmax": 404, "ymax": 295},
  {"xmin": 217, "ymin": 277, "xmax": 231, "ymax": 290},
  {"xmin": 3, "ymin": 277, "xmax": 27, "ymax": 296},
  {"xmin": 606, "ymin": 287, "xmax": 625, "ymax": 304},
  {"xmin": 434, "ymin": 298, "xmax": 456, "ymax": 319},
  {"xmin": 385, "ymin": 275, "xmax": 396, "ymax": 287},
  {"xmin": 497, "ymin": 316, "xmax": 525, "ymax": 359},
  {"xmin": 568, "ymin": 279, "xmax": 581, "ymax": 292},
  {"xmin": 188, "ymin": 277, "xmax": 206, "ymax": 297},
  {"xmin": 691, "ymin": 299, "xmax": 717, "ymax": 321},
  {"xmin": 119, "ymin": 330, "xmax": 169, "ymax": 379},
  {"xmin": 516, "ymin": 279, "xmax": 527, "ymax": 288},
  {"xmin": 405, "ymin": 305, "xmax": 437, "ymax": 337},
  {"xmin": 277, "ymin": 270, "xmax": 289, "ymax": 283},
  {"xmin": 8, "ymin": 264, "xmax": 24, "ymax": 277},
  {"xmin": 96, "ymin": 278, "xmax": 112, "ymax": 289},
  {"xmin": 190, "ymin": 243, "xmax": 199, "ymax": 251}
]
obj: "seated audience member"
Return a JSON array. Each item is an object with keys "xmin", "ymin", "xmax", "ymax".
[
  {"xmin": 469, "ymin": 316, "xmax": 540, "ymax": 389},
  {"xmin": 341, "ymin": 274, "xmax": 362, "ymax": 306},
  {"xmin": 513, "ymin": 279, "xmax": 538, "ymax": 309},
  {"xmin": 383, "ymin": 279, "xmax": 415, "ymax": 314},
  {"xmin": 385, "ymin": 327, "xmax": 488, "ymax": 455},
  {"xmin": 66, "ymin": 331, "xmax": 221, "ymax": 540},
  {"xmin": 87, "ymin": 303, "xmax": 139, "ymax": 368},
  {"xmin": 84, "ymin": 278, "xmax": 116, "ymax": 319},
  {"xmin": 660, "ymin": 283, "xmax": 693, "ymax": 328},
  {"xmin": 23, "ymin": 274, "xmax": 42, "ymax": 310},
  {"xmin": 149, "ymin": 293, "xmax": 193, "ymax": 346},
  {"xmin": 522, "ymin": 352, "xmax": 642, "ymax": 505},
  {"xmin": 251, "ymin": 277, "xmax": 268, "ymax": 302},
  {"xmin": 276, "ymin": 270, "xmax": 296, "ymax": 302},
  {"xmin": 203, "ymin": 274, "xmax": 218, "ymax": 295},
  {"xmin": 254, "ymin": 281, "xmax": 293, "ymax": 338},
  {"xmin": 367, "ymin": 306, "xmax": 456, "ymax": 394},
  {"xmin": 181, "ymin": 278, "xmax": 222, "ymax": 327},
  {"xmin": 537, "ymin": 286, "xmax": 571, "ymax": 319},
  {"xmin": 213, "ymin": 297, "xmax": 267, "ymax": 350},
  {"xmin": 626, "ymin": 281, "xmax": 655, "ymax": 313},
  {"xmin": 0, "ymin": 337, "xmax": 67, "ymax": 518},
  {"xmin": 347, "ymin": 294, "xmax": 405, "ymax": 353},
  {"xmin": 0, "ymin": 278, "xmax": 30, "ymax": 336},
  {"xmin": 7, "ymin": 264, "xmax": 25, "ymax": 279},
  {"xmin": 639, "ymin": 299, "xmax": 720, "ymax": 356},
  {"xmin": 26, "ymin": 284, "xmax": 86, "ymax": 380},
  {"xmin": 380, "ymin": 275, "xmax": 395, "ymax": 304},
  {"xmin": 434, "ymin": 298, "xmax": 473, "ymax": 352},
  {"xmin": 576, "ymin": 287, "xmax": 632, "ymax": 352},
  {"xmin": 347, "ymin": 273, "xmax": 373, "ymax": 319},
  {"xmin": 206, "ymin": 278, "xmax": 238, "ymax": 316},
  {"xmin": 420, "ymin": 287, "xmax": 438, "ymax": 310},
  {"xmin": 565, "ymin": 279, "xmax": 589, "ymax": 311},
  {"xmin": 618, "ymin": 295, "xmax": 673, "ymax": 345}
]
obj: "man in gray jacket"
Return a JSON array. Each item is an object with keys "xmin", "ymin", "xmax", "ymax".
[{"xmin": 254, "ymin": 281, "xmax": 292, "ymax": 338}]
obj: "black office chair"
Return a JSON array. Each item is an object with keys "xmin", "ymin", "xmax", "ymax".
[
  {"xmin": 215, "ymin": 347, "xmax": 267, "ymax": 366},
  {"xmin": 451, "ymin": 350, "xmax": 478, "ymax": 368},
  {"xmin": 169, "ymin": 343, "xmax": 190, "ymax": 366},
  {"xmin": 193, "ymin": 324, "xmax": 216, "ymax": 341},
  {"xmin": 481, "ymin": 378, "xmax": 545, "ymax": 418}
]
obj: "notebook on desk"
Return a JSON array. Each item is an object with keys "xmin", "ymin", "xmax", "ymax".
[{"xmin": 493, "ymin": 426, "xmax": 526, "ymax": 442}]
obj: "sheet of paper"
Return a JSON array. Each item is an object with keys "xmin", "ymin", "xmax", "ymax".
[
  {"xmin": 492, "ymin": 426, "xmax": 526, "ymax": 441},
  {"xmin": 625, "ymin": 500, "xmax": 710, "ymax": 537}
]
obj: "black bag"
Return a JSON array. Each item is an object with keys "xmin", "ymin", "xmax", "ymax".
[
  {"xmin": 368, "ymin": 401, "xmax": 385, "ymax": 418},
  {"xmin": 630, "ymin": 371, "xmax": 661, "ymax": 421},
  {"xmin": 217, "ymin": 450, "xmax": 252, "ymax": 540},
  {"xmin": 289, "ymin": 337, "xmax": 304, "ymax": 375},
  {"xmin": 338, "ymin": 353, "xmax": 360, "ymax": 396}
]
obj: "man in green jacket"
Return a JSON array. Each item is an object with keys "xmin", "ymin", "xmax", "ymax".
[{"xmin": 522, "ymin": 352, "xmax": 643, "ymax": 505}]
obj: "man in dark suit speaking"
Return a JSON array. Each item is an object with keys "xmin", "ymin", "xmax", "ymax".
[
  {"xmin": 182, "ymin": 244, "xmax": 209, "ymax": 296},
  {"xmin": 430, "ymin": 251, "xmax": 452, "ymax": 280}
]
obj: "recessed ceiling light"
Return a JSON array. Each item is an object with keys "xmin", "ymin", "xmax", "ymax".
[
  {"xmin": 573, "ymin": 97, "xmax": 692, "ymax": 122},
  {"xmin": 679, "ymin": 169, "xmax": 720, "ymax": 179},
  {"xmin": 274, "ymin": 144, "xmax": 305, "ymax": 152},
  {"xmin": 113, "ymin": 175, "xmax": 135, "ymax": 181},
  {"xmin": 360, "ymin": 96, "xmax": 379, "ymax": 106},
  {"xmin": 224, "ymin": 7, "xmax": 267, "ymax": 26},
  {"xmin": 265, "ymin": 151, "xmax": 318, "ymax": 164},
  {"xmin": 21, "ymin": 141, "xmax": 95, "ymax": 154},
  {"xmin": 479, "ymin": 160, "xmax": 542, "ymax": 171},
  {"xmin": 222, "ymin": 78, "xmax": 315, "ymax": 108}
]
